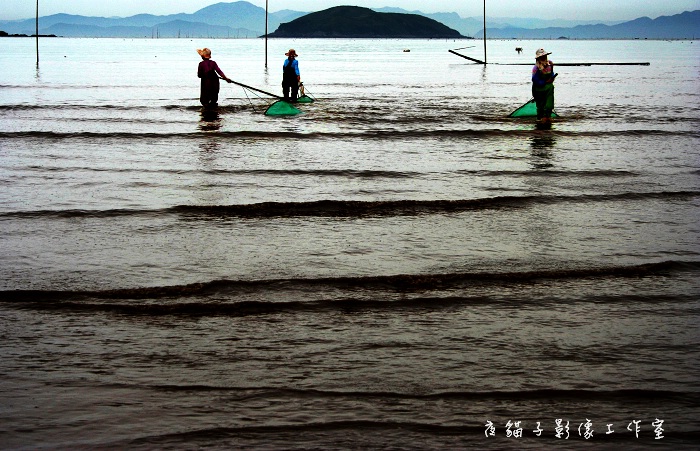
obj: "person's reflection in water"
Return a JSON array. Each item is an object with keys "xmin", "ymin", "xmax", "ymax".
[
  {"xmin": 529, "ymin": 133, "xmax": 556, "ymax": 169},
  {"xmin": 198, "ymin": 108, "xmax": 222, "ymax": 153},
  {"xmin": 199, "ymin": 108, "xmax": 221, "ymax": 131}
]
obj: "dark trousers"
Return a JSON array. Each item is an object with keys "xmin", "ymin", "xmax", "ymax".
[
  {"xmin": 200, "ymin": 78, "xmax": 220, "ymax": 107},
  {"xmin": 282, "ymin": 80, "xmax": 298, "ymax": 102}
]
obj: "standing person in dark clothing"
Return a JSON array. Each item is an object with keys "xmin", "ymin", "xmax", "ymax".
[
  {"xmin": 531, "ymin": 48, "xmax": 557, "ymax": 123},
  {"xmin": 282, "ymin": 49, "xmax": 301, "ymax": 102},
  {"xmin": 197, "ymin": 48, "xmax": 232, "ymax": 108}
]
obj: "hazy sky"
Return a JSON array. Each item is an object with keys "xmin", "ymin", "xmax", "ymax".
[{"xmin": 1, "ymin": 0, "xmax": 698, "ymax": 21}]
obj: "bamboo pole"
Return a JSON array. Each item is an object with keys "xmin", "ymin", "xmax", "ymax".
[
  {"xmin": 221, "ymin": 77, "xmax": 281, "ymax": 99},
  {"xmin": 483, "ymin": 0, "xmax": 486, "ymax": 64},
  {"xmin": 448, "ymin": 49, "xmax": 485, "ymax": 64},
  {"xmin": 35, "ymin": 0, "xmax": 39, "ymax": 64}
]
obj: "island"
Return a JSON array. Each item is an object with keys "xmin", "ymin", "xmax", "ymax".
[
  {"xmin": 265, "ymin": 6, "xmax": 464, "ymax": 39},
  {"xmin": 0, "ymin": 30, "xmax": 57, "ymax": 37}
]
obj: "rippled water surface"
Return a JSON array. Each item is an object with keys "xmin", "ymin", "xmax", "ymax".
[{"xmin": 1, "ymin": 37, "xmax": 699, "ymax": 449}]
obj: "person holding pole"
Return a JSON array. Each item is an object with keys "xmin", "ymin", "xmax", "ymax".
[{"xmin": 197, "ymin": 47, "xmax": 232, "ymax": 108}]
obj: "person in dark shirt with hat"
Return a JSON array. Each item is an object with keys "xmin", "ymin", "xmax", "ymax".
[{"xmin": 197, "ymin": 47, "xmax": 232, "ymax": 108}]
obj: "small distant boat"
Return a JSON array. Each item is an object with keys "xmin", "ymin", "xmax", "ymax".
[{"xmin": 403, "ymin": 49, "xmax": 410, "ymax": 52}]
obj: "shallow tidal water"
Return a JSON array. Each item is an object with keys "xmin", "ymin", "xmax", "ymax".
[{"xmin": 1, "ymin": 37, "xmax": 699, "ymax": 449}]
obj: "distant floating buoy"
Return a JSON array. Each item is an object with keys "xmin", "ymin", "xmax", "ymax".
[{"xmin": 403, "ymin": 49, "xmax": 410, "ymax": 52}]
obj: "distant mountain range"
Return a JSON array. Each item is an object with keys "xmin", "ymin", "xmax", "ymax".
[
  {"xmin": 0, "ymin": 1, "xmax": 698, "ymax": 39},
  {"xmin": 372, "ymin": 8, "xmax": 628, "ymax": 37},
  {"xmin": 485, "ymin": 10, "xmax": 700, "ymax": 39},
  {"xmin": 0, "ymin": 1, "xmax": 306, "ymax": 38}
]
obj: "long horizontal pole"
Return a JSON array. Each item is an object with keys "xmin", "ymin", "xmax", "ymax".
[
  {"xmin": 447, "ymin": 52, "xmax": 649, "ymax": 66},
  {"xmin": 492, "ymin": 62, "xmax": 651, "ymax": 66},
  {"xmin": 448, "ymin": 49, "xmax": 485, "ymax": 64},
  {"xmin": 222, "ymin": 77, "xmax": 281, "ymax": 99}
]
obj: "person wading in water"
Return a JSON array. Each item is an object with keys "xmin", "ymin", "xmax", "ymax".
[
  {"xmin": 197, "ymin": 48, "xmax": 232, "ymax": 108},
  {"xmin": 531, "ymin": 48, "xmax": 557, "ymax": 124},
  {"xmin": 282, "ymin": 49, "xmax": 301, "ymax": 102}
]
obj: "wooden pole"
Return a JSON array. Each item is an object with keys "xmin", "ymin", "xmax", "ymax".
[
  {"xmin": 448, "ymin": 49, "xmax": 485, "ymax": 64},
  {"xmin": 221, "ymin": 77, "xmax": 281, "ymax": 99},
  {"xmin": 265, "ymin": 0, "xmax": 268, "ymax": 68},
  {"xmin": 35, "ymin": 0, "xmax": 39, "ymax": 64},
  {"xmin": 483, "ymin": 0, "xmax": 486, "ymax": 65}
]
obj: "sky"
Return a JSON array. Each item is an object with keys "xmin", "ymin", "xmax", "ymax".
[{"xmin": 1, "ymin": 0, "xmax": 698, "ymax": 21}]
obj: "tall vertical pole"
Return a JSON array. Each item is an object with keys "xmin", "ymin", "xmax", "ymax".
[
  {"xmin": 483, "ymin": 0, "xmax": 486, "ymax": 64},
  {"xmin": 265, "ymin": 0, "xmax": 268, "ymax": 68},
  {"xmin": 35, "ymin": 0, "xmax": 39, "ymax": 64}
]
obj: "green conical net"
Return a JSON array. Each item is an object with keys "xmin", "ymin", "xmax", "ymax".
[
  {"xmin": 296, "ymin": 95, "xmax": 315, "ymax": 104},
  {"xmin": 264, "ymin": 100, "xmax": 302, "ymax": 116},
  {"xmin": 509, "ymin": 99, "xmax": 558, "ymax": 118}
]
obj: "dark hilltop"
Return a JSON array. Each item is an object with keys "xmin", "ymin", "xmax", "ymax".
[{"xmin": 266, "ymin": 6, "xmax": 465, "ymax": 38}]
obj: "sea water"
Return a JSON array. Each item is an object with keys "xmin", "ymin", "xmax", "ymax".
[{"xmin": 0, "ymin": 37, "xmax": 699, "ymax": 449}]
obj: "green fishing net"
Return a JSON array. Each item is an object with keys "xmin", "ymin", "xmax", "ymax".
[
  {"xmin": 509, "ymin": 99, "xmax": 558, "ymax": 118},
  {"xmin": 296, "ymin": 95, "xmax": 315, "ymax": 104},
  {"xmin": 264, "ymin": 100, "xmax": 302, "ymax": 116}
]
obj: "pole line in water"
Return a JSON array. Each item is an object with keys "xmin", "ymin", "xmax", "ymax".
[
  {"xmin": 483, "ymin": 0, "xmax": 487, "ymax": 64},
  {"xmin": 448, "ymin": 49, "xmax": 485, "ymax": 64},
  {"xmin": 448, "ymin": 51, "xmax": 649, "ymax": 66},
  {"xmin": 35, "ymin": 0, "xmax": 39, "ymax": 65},
  {"xmin": 221, "ymin": 77, "xmax": 281, "ymax": 99}
]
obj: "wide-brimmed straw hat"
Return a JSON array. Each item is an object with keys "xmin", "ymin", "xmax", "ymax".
[
  {"xmin": 197, "ymin": 48, "xmax": 212, "ymax": 58},
  {"xmin": 285, "ymin": 49, "xmax": 298, "ymax": 57},
  {"xmin": 535, "ymin": 48, "xmax": 551, "ymax": 59}
]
